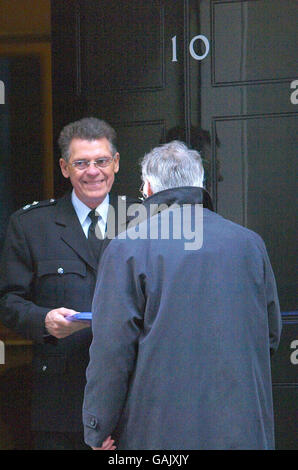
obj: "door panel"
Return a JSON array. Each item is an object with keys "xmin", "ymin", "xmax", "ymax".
[
  {"xmin": 215, "ymin": 114, "xmax": 297, "ymax": 311},
  {"xmin": 82, "ymin": 1, "xmax": 165, "ymax": 93},
  {"xmin": 112, "ymin": 121, "xmax": 166, "ymax": 197},
  {"xmin": 212, "ymin": 0, "xmax": 297, "ymax": 85}
]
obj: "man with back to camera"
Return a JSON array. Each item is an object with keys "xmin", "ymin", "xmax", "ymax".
[
  {"xmin": 83, "ymin": 140, "xmax": 282, "ymax": 450},
  {"xmin": 0, "ymin": 117, "xmax": 138, "ymax": 450}
]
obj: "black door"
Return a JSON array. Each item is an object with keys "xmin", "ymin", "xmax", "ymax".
[{"xmin": 51, "ymin": 0, "xmax": 297, "ymax": 449}]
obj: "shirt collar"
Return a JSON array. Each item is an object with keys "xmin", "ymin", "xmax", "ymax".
[{"xmin": 71, "ymin": 190, "xmax": 110, "ymax": 225}]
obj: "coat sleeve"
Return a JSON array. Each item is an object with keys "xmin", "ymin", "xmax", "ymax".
[
  {"xmin": 83, "ymin": 239, "xmax": 145, "ymax": 448},
  {"xmin": 260, "ymin": 239, "xmax": 282, "ymax": 356},
  {"xmin": 0, "ymin": 214, "xmax": 49, "ymax": 343}
]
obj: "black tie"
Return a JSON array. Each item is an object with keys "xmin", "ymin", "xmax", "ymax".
[{"xmin": 88, "ymin": 209, "xmax": 103, "ymax": 261}]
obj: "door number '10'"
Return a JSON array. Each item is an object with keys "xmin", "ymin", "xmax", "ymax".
[{"xmin": 171, "ymin": 35, "xmax": 210, "ymax": 62}]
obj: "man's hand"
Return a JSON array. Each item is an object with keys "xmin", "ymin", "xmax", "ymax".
[
  {"xmin": 92, "ymin": 436, "xmax": 116, "ymax": 450},
  {"xmin": 45, "ymin": 307, "xmax": 89, "ymax": 339}
]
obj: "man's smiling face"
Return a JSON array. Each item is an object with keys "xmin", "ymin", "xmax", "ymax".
[{"xmin": 60, "ymin": 137, "xmax": 120, "ymax": 208}]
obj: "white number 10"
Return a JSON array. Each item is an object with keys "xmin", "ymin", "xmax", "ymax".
[{"xmin": 171, "ymin": 35, "xmax": 210, "ymax": 62}]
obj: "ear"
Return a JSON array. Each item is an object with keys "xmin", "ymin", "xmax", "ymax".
[
  {"xmin": 59, "ymin": 158, "xmax": 70, "ymax": 179},
  {"xmin": 146, "ymin": 180, "xmax": 153, "ymax": 197},
  {"xmin": 143, "ymin": 179, "xmax": 153, "ymax": 198},
  {"xmin": 113, "ymin": 153, "xmax": 120, "ymax": 174}
]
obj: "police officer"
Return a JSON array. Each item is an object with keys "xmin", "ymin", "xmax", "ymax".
[{"xmin": 0, "ymin": 117, "xmax": 137, "ymax": 450}]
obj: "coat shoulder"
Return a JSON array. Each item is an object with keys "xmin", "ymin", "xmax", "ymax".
[
  {"xmin": 208, "ymin": 210, "xmax": 267, "ymax": 256},
  {"xmin": 112, "ymin": 194, "xmax": 141, "ymax": 206},
  {"xmin": 13, "ymin": 198, "xmax": 58, "ymax": 219},
  {"xmin": 110, "ymin": 193, "xmax": 141, "ymax": 212}
]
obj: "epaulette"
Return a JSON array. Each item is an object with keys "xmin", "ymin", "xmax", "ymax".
[{"xmin": 20, "ymin": 198, "xmax": 57, "ymax": 212}]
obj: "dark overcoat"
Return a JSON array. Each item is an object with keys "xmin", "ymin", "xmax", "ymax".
[
  {"xmin": 83, "ymin": 187, "xmax": 282, "ymax": 450},
  {"xmin": 0, "ymin": 192, "xmax": 136, "ymax": 432}
]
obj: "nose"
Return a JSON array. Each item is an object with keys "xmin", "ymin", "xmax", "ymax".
[{"xmin": 86, "ymin": 161, "xmax": 101, "ymax": 175}]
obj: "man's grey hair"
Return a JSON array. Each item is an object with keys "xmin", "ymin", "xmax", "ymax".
[
  {"xmin": 58, "ymin": 117, "xmax": 117, "ymax": 161},
  {"xmin": 141, "ymin": 140, "xmax": 204, "ymax": 193}
]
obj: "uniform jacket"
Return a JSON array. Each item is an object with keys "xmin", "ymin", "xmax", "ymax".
[
  {"xmin": 83, "ymin": 186, "xmax": 282, "ymax": 450},
  {"xmin": 0, "ymin": 191, "xmax": 138, "ymax": 432}
]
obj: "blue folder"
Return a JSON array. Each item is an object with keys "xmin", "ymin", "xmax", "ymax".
[{"xmin": 66, "ymin": 312, "xmax": 92, "ymax": 322}]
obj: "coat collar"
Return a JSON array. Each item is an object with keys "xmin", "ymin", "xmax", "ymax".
[{"xmin": 143, "ymin": 187, "xmax": 214, "ymax": 213}]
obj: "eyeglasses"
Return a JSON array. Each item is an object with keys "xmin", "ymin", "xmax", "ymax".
[
  {"xmin": 70, "ymin": 156, "xmax": 116, "ymax": 170},
  {"xmin": 139, "ymin": 182, "xmax": 146, "ymax": 200}
]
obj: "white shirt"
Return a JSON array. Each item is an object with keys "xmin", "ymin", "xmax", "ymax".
[{"xmin": 71, "ymin": 190, "xmax": 109, "ymax": 238}]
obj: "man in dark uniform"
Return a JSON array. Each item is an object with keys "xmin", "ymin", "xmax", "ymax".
[{"xmin": 0, "ymin": 117, "xmax": 137, "ymax": 450}]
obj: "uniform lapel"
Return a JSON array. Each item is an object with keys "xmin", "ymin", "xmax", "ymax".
[
  {"xmin": 97, "ymin": 193, "xmax": 118, "ymax": 259},
  {"xmin": 54, "ymin": 193, "xmax": 98, "ymax": 271},
  {"xmin": 97, "ymin": 193, "xmax": 132, "ymax": 260}
]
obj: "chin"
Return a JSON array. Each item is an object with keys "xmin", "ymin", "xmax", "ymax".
[{"xmin": 87, "ymin": 193, "xmax": 105, "ymax": 202}]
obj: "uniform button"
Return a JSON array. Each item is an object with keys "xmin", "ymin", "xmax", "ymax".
[
  {"xmin": 42, "ymin": 365, "xmax": 47, "ymax": 372},
  {"xmin": 57, "ymin": 267, "xmax": 64, "ymax": 274}
]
